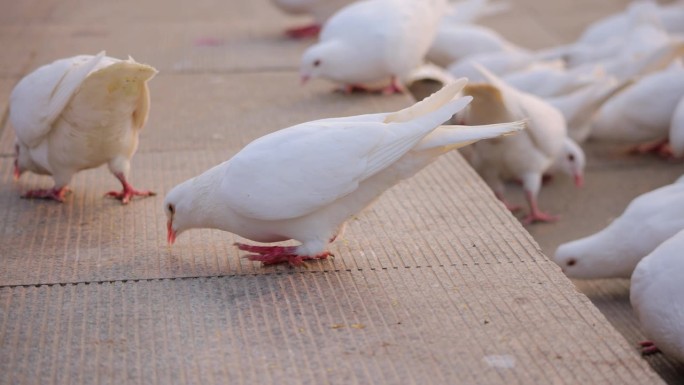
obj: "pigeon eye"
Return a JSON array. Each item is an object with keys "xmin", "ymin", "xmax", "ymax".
[
  {"xmin": 566, "ymin": 258, "xmax": 576, "ymax": 267},
  {"xmin": 167, "ymin": 204, "xmax": 175, "ymax": 214},
  {"xmin": 568, "ymin": 154, "xmax": 575, "ymax": 161},
  {"xmin": 313, "ymin": 59, "xmax": 321, "ymax": 67}
]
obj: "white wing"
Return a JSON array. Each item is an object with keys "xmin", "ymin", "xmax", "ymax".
[
  {"xmin": 10, "ymin": 52, "xmax": 107, "ymax": 148},
  {"xmin": 221, "ymin": 84, "xmax": 470, "ymax": 221}
]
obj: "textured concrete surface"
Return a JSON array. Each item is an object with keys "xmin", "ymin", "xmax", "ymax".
[{"xmin": 0, "ymin": 0, "xmax": 676, "ymax": 384}]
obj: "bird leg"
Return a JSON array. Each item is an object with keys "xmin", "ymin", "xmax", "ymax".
[
  {"xmin": 234, "ymin": 242, "xmax": 332, "ymax": 266},
  {"xmin": 285, "ymin": 24, "xmax": 321, "ymax": 39},
  {"xmin": 638, "ymin": 340, "xmax": 661, "ymax": 356},
  {"xmin": 522, "ymin": 190, "xmax": 559, "ymax": 225},
  {"xmin": 628, "ymin": 139, "xmax": 670, "ymax": 157},
  {"xmin": 105, "ymin": 172, "xmax": 156, "ymax": 205},
  {"xmin": 21, "ymin": 186, "xmax": 70, "ymax": 202},
  {"xmin": 380, "ymin": 76, "xmax": 404, "ymax": 95}
]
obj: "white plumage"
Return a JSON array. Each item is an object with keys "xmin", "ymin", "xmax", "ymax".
[
  {"xmin": 630, "ymin": 227, "xmax": 684, "ymax": 362},
  {"xmin": 164, "ymin": 81, "xmax": 524, "ymax": 265},
  {"xmin": 299, "ymin": 0, "xmax": 447, "ymax": 93},
  {"xmin": 459, "ymin": 65, "xmax": 566, "ymax": 224},
  {"xmin": 591, "ymin": 65, "xmax": 684, "ymax": 144},
  {"xmin": 554, "ymin": 179, "xmax": 684, "ymax": 279},
  {"xmin": 10, "ymin": 51, "xmax": 158, "ymax": 203}
]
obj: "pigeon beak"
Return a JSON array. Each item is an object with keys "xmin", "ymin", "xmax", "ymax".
[
  {"xmin": 574, "ymin": 174, "xmax": 584, "ymax": 188},
  {"xmin": 300, "ymin": 75, "xmax": 310, "ymax": 85},
  {"xmin": 167, "ymin": 219, "xmax": 177, "ymax": 245},
  {"xmin": 12, "ymin": 159, "xmax": 21, "ymax": 181}
]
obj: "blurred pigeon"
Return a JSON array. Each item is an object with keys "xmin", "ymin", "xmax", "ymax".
[
  {"xmin": 10, "ymin": 51, "xmax": 157, "ymax": 203},
  {"xmin": 591, "ymin": 65, "xmax": 684, "ymax": 153},
  {"xmin": 300, "ymin": 0, "xmax": 447, "ymax": 94},
  {"xmin": 428, "ymin": 23, "xmax": 521, "ymax": 67},
  {"xmin": 164, "ymin": 81, "xmax": 525, "ymax": 266},
  {"xmin": 447, "ymin": 50, "xmax": 563, "ymax": 83},
  {"xmin": 503, "ymin": 64, "xmax": 602, "ymax": 98},
  {"xmin": 546, "ymin": 75, "xmax": 629, "ymax": 142},
  {"xmin": 578, "ymin": 1, "xmax": 684, "ymax": 46},
  {"xmin": 554, "ymin": 179, "xmax": 684, "ymax": 279},
  {"xmin": 270, "ymin": 0, "xmax": 353, "ymax": 38},
  {"xmin": 631, "ymin": 227, "xmax": 684, "ymax": 360},
  {"xmin": 459, "ymin": 64, "xmax": 566, "ymax": 224}
]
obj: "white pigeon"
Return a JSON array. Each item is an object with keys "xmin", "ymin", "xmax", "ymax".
[
  {"xmin": 299, "ymin": 0, "xmax": 447, "ymax": 94},
  {"xmin": 502, "ymin": 65, "xmax": 602, "ymax": 98},
  {"xmin": 554, "ymin": 178, "xmax": 684, "ymax": 279},
  {"xmin": 631, "ymin": 227, "xmax": 684, "ymax": 361},
  {"xmin": 669, "ymin": 96, "xmax": 684, "ymax": 157},
  {"xmin": 270, "ymin": 0, "xmax": 354, "ymax": 38},
  {"xmin": 546, "ymin": 76, "xmax": 628, "ymax": 142},
  {"xmin": 459, "ymin": 64, "xmax": 566, "ymax": 224},
  {"xmin": 427, "ymin": 23, "xmax": 521, "ymax": 68},
  {"xmin": 10, "ymin": 51, "xmax": 157, "ymax": 203},
  {"xmin": 590, "ymin": 65, "xmax": 684, "ymax": 150},
  {"xmin": 578, "ymin": 1, "xmax": 684, "ymax": 46},
  {"xmin": 538, "ymin": 6, "xmax": 674, "ymax": 75},
  {"xmin": 164, "ymin": 81, "xmax": 525, "ymax": 266}
]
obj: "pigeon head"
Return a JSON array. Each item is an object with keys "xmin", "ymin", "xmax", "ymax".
[
  {"xmin": 553, "ymin": 137, "xmax": 585, "ymax": 187},
  {"xmin": 164, "ymin": 171, "xmax": 222, "ymax": 245},
  {"xmin": 300, "ymin": 41, "xmax": 347, "ymax": 84},
  {"xmin": 13, "ymin": 141, "xmax": 44, "ymax": 179},
  {"xmin": 553, "ymin": 228, "xmax": 638, "ymax": 279},
  {"xmin": 164, "ymin": 179, "xmax": 194, "ymax": 245}
]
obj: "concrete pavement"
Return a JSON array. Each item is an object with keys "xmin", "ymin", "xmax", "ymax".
[{"xmin": 0, "ymin": 0, "xmax": 677, "ymax": 384}]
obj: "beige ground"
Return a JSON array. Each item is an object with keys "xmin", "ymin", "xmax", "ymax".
[{"xmin": 0, "ymin": 0, "xmax": 681, "ymax": 384}]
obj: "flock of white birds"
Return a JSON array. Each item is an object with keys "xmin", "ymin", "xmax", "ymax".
[{"xmin": 7, "ymin": 0, "xmax": 684, "ymax": 366}]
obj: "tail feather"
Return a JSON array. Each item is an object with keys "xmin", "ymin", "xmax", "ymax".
[
  {"xmin": 45, "ymin": 51, "xmax": 106, "ymax": 129},
  {"xmin": 384, "ymin": 78, "xmax": 468, "ymax": 123},
  {"xmin": 414, "ymin": 120, "xmax": 526, "ymax": 151}
]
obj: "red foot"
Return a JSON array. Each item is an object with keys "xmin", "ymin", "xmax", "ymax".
[
  {"xmin": 337, "ymin": 77, "xmax": 404, "ymax": 95},
  {"xmin": 234, "ymin": 242, "xmax": 331, "ymax": 266},
  {"xmin": 21, "ymin": 186, "xmax": 70, "ymax": 202},
  {"xmin": 105, "ymin": 172, "xmax": 155, "ymax": 205},
  {"xmin": 639, "ymin": 340, "xmax": 661, "ymax": 356},
  {"xmin": 628, "ymin": 139, "xmax": 671, "ymax": 158},
  {"xmin": 285, "ymin": 24, "xmax": 321, "ymax": 39},
  {"xmin": 522, "ymin": 210, "xmax": 559, "ymax": 225}
]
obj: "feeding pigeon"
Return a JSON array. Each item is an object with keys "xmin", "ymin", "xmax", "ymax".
[
  {"xmin": 300, "ymin": 0, "xmax": 447, "ymax": 94},
  {"xmin": 459, "ymin": 64, "xmax": 566, "ymax": 224},
  {"xmin": 554, "ymin": 178, "xmax": 684, "ymax": 279},
  {"xmin": 590, "ymin": 64, "xmax": 684, "ymax": 154},
  {"xmin": 10, "ymin": 51, "xmax": 157, "ymax": 203},
  {"xmin": 630, "ymin": 227, "xmax": 684, "ymax": 361},
  {"xmin": 164, "ymin": 81, "xmax": 525, "ymax": 266}
]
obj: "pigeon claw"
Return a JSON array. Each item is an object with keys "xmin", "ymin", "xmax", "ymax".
[
  {"xmin": 105, "ymin": 188, "xmax": 156, "ymax": 205},
  {"xmin": 21, "ymin": 187, "xmax": 70, "ymax": 202},
  {"xmin": 106, "ymin": 173, "xmax": 155, "ymax": 204},
  {"xmin": 234, "ymin": 242, "xmax": 331, "ymax": 266},
  {"xmin": 522, "ymin": 210, "xmax": 559, "ymax": 225},
  {"xmin": 285, "ymin": 24, "xmax": 321, "ymax": 39},
  {"xmin": 638, "ymin": 340, "xmax": 661, "ymax": 356}
]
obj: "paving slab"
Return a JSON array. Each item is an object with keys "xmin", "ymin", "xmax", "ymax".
[
  {"xmin": 0, "ymin": 0, "xmax": 673, "ymax": 384},
  {"xmin": 0, "ymin": 267, "xmax": 664, "ymax": 385}
]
